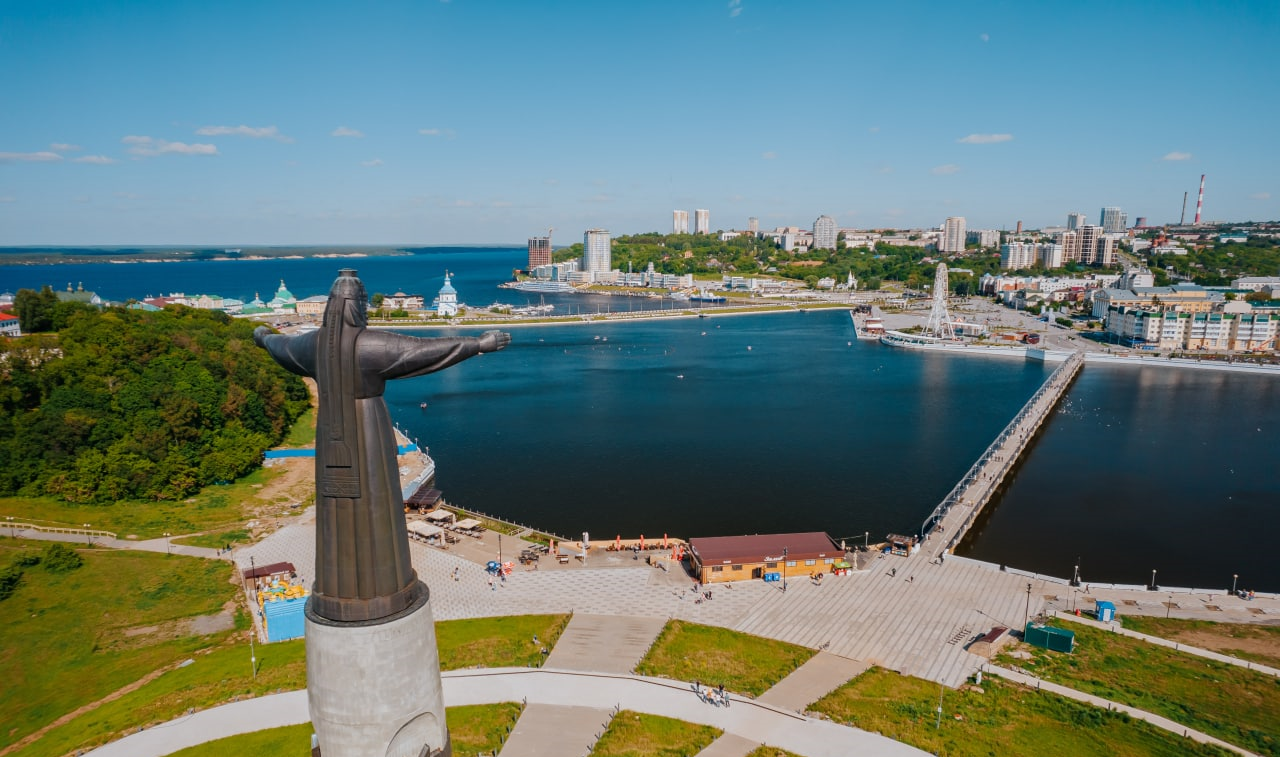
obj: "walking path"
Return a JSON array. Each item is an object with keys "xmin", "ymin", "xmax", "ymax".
[
  {"xmin": 1, "ymin": 523, "xmax": 224, "ymax": 560},
  {"xmin": 544, "ymin": 614, "xmax": 667, "ymax": 674},
  {"xmin": 497, "ymin": 703, "xmax": 613, "ymax": 757},
  {"xmin": 84, "ymin": 669, "xmax": 930, "ymax": 757},
  {"xmin": 981, "ymin": 665, "xmax": 1258, "ymax": 757}
]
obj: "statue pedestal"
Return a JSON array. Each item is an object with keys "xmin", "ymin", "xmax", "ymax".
[{"xmin": 306, "ymin": 583, "xmax": 451, "ymax": 757}]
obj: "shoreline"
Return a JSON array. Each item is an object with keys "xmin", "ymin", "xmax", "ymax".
[{"xmin": 363, "ymin": 303, "xmax": 846, "ymax": 330}]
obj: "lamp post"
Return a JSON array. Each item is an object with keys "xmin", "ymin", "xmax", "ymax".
[
  {"xmin": 1167, "ymin": 594, "xmax": 1173, "ymax": 619},
  {"xmin": 1150, "ymin": 569, "xmax": 1157, "ymax": 591},
  {"xmin": 498, "ymin": 533, "xmax": 503, "ymax": 566},
  {"xmin": 1072, "ymin": 557, "xmax": 1080, "ymax": 588},
  {"xmin": 248, "ymin": 556, "xmax": 258, "ymax": 678},
  {"xmin": 6, "ymin": 516, "xmax": 13, "ymax": 539},
  {"xmin": 1023, "ymin": 582, "xmax": 1032, "ymax": 631},
  {"xmin": 164, "ymin": 532, "xmax": 172, "ymax": 555},
  {"xmin": 864, "ymin": 531, "xmax": 869, "ymax": 550},
  {"xmin": 83, "ymin": 524, "xmax": 92, "ymax": 546},
  {"xmin": 782, "ymin": 546, "xmax": 788, "ymax": 593},
  {"xmin": 1232, "ymin": 574, "xmax": 1238, "ymax": 596}
]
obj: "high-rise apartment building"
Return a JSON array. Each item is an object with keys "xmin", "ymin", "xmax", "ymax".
[
  {"xmin": 694, "ymin": 209, "xmax": 710, "ymax": 235},
  {"xmin": 673, "ymin": 210, "xmax": 689, "ymax": 235},
  {"xmin": 1100, "ymin": 207, "xmax": 1128, "ymax": 234},
  {"xmin": 748, "ymin": 217, "xmax": 759, "ymax": 234},
  {"xmin": 941, "ymin": 217, "xmax": 966, "ymax": 253},
  {"xmin": 967, "ymin": 229, "xmax": 1001, "ymax": 248},
  {"xmin": 812, "ymin": 215, "xmax": 838, "ymax": 250},
  {"xmin": 583, "ymin": 229, "xmax": 612, "ymax": 276},
  {"xmin": 1000, "ymin": 242, "xmax": 1037, "ymax": 270},
  {"xmin": 1067, "ymin": 213, "xmax": 1088, "ymax": 231},
  {"xmin": 1040, "ymin": 243, "xmax": 1064, "ymax": 269},
  {"xmin": 527, "ymin": 236, "xmax": 552, "ymax": 269},
  {"xmin": 1079, "ymin": 225, "xmax": 1104, "ymax": 264}
]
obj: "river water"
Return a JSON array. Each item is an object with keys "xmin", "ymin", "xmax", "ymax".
[{"xmin": 4, "ymin": 249, "xmax": 1277, "ymax": 590}]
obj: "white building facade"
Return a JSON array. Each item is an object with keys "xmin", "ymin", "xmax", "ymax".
[
  {"xmin": 812, "ymin": 215, "xmax": 838, "ymax": 250},
  {"xmin": 941, "ymin": 217, "xmax": 966, "ymax": 253},
  {"xmin": 694, "ymin": 209, "xmax": 710, "ymax": 235}
]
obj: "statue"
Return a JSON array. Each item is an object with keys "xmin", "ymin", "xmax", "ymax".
[{"xmin": 255, "ymin": 269, "xmax": 509, "ymax": 757}]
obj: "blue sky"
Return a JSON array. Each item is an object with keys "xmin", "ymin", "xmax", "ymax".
[{"xmin": 1, "ymin": 0, "xmax": 1277, "ymax": 245}]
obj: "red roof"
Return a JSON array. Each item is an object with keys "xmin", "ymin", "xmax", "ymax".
[
  {"xmin": 0, "ymin": 312, "xmax": 17, "ymax": 322},
  {"xmin": 689, "ymin": 532, "xmax": 838, "ymax": 565}
]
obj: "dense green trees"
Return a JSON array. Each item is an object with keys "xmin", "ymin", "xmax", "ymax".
[{"xmin": 0, "ymin": 305, "xmax": 309, "ymax": 503}]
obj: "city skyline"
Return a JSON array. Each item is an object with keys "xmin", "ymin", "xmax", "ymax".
[{"xmin": 1, "ymin": 0, "xmax": 1277, "ymax": 246}]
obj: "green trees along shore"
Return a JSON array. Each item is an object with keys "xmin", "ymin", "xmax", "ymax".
[{"xmin": 0, "ymin": 302, "xmax": 309, "ymax": 503}]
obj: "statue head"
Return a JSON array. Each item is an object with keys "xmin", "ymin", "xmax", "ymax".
[{"xmin": 323, "ymin": 269, "xmax": 369, "ymax": 329}]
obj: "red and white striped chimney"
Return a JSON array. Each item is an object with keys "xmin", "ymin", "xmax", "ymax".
[{"xmin": 1194, "ymin": 174, "xmax": 1205, "ymax": 225}]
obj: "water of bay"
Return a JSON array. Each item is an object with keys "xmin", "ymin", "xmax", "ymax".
[{"xmin": 4, "ymin": 249, "xmax": 1277, "ymax": 590}]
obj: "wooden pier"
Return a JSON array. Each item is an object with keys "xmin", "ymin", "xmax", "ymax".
[{"xmin": 920, "ymin": 350, "xmax": 1085, "ymax": 557}]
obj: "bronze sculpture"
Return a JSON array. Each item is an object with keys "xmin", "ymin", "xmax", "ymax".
[{"xmin": 255, "ymin": 268, "xmax": 509, "ymax": 623}]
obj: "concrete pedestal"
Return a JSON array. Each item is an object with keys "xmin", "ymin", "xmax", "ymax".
[{"xmin": 306, "ymin": 583, "xmax": 451, "ymax": 757}]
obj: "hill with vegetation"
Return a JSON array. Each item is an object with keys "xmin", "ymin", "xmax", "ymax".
[{"xmin": 0, "ymin": 303, "xmax": 309, "ymax": 503}]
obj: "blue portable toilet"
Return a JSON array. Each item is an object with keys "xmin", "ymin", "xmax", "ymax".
[
  {"xmin": 1095, "ymin": 600, "xmax": 1116, "ymax": 622},
  {"xmin": 263, "ymin": 596, "xmax": 308, "ymax": 642}
]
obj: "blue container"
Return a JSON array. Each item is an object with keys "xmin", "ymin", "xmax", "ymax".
[
  {"xmin": 263, "ymin": 596, "xmax": 308, "ymax": 642},
  {"xmin": 1095, "ymin": 600, "xmax": 1116, "ymax": 622},
  {"xmin": 763, "ymin": 572, "xmax": 781, "ymax": 583}
]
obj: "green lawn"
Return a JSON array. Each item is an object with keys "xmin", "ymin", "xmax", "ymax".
[
  {"xmin": 1119, "ymin": 615, "xmax": 1280, "ymax": 669},
  {"xmin": 635, "ymin": 620, "xmax": 814, "ymax": 697},
  {"xmin": 995, "ymin": 620, "xmax": 1279, "ymax": 756},
  {"xmin": 436, "ymin": 614, "xmax": 570, "ymax": 670},
  {"xmin": 744, "ymin": 748, "xmax": 802, "ymax": 757},
  {"xmin": 0, "ymin": 545, "xmax": 240, "ymax": 753},
  {"xmin": 173, "ymin": 528, "xmax": 251, "ymax": 550},
  {"xmin": 163, "ymin": 703, "xmax": 521, "ymax": 757},
  {"xmin": 281, "ymin": 407, "xmax": 316, "ymax": 448},
  {"xmin": 590, "ymin": 711, "xmax": 720, "ymax": 757},
  {"xmin": 811, "ymin": 666, "xmax": 1232, "ymax": 757}
]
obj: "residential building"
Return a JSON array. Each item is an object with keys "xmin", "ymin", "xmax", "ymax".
[
  {"xmin": 812, "ymin": 215, "xmax": 838, "ymax": 250},
  {"xmin": 1067, "ymin": 212, "xmax": 1088, "ymax": 231},
  {"xmin": 673, "ymin": 210, "xmax": 689, "ymax": 235},
  {"xmin": 1100, "ymin": 206, "xmax": 1128, "ymax": 234},
  {"xmin": 583, "ymin": 228, "xmax": 612, "ymax": 276},
  {"xmin": 1039, "ymin": 243, "xmax": 1064, "ymax": 269},
  {"xmin": 1232, "ymin": 276, "xmax": 1280, "ymax": 292},
  {"xmin": 748, "ymin": 217, "xmax": 759, "ymax": 234},
  {"xmin": 527, "ymin": 236, "xmax": 552, "ymax": 269},
  {"xmin": 967, "ymin": 229, "xmax": 1000, "ymax": 248},
  {"xmin": 295, "ymin": 296, "xmax": 327, "ymax": 317},
  {"xmin": 1000, "ymin": 242, "xmax": 1038, "ymax": 270},
  {"xmin": 0, "ymin": 312, "xmax": 20, "ymax": 337},
  {"xmin": 382, "ymin": 292, "xmax": 425, "ymax": 311},
  {"xmin": 434, "ymin": 272, "xmax": 458, "ymax": 317},
  {"xmin": 941, "ymin": 217, "xmax": 966, "ymax": 253},
  {"xmin": 694, "ymin": 209, "xmax": 710, "ymax": 234}
]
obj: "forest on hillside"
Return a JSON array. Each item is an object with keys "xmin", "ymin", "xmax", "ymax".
[{"xmin": 0, "ymin": 303, "xmax": 309, "ymax": 503}]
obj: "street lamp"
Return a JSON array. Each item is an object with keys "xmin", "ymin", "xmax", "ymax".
[
  {"xmin": 1023, "ymin": 582, "xmax": 1032, "ymax": 631},
  {"xmin": 164, "ymin": 532, "xmax": 172, "ymax": 555},
  {"xmin": 498, "ymin": 533, "xmax": 503, "ymax": 565},
  {"xmin": 248, "ymin": 555, "xmax": 257, "ymax": 678},
  {"xmin": 1232, "ymin": 574, "xmax": 1239, "ymax": 596},
  {"xmin": 1150, "ymin": 569, "xmax": 1157, "ymax": 591},
  {"xmin": 1167, "ymin": 594, "xmax": 1173, "ymax": 619},
  {"xmin": 782, "ymin": 546, "xmax": 788, "ymax": 593},
  {"xmin": 864, "ymin": 531, "xmax": 869, "ymax": 550},
  {"xmin": 83, "ymin": 524, "xmax": 92, "ymax": 546},
  {"xmin": 6, "ymin": 516, "xmax": 13, "ymax": 539}
]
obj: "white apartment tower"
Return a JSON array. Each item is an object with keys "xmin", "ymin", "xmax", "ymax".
[
  {"xmin": 941, "ymin": 217, "xmax": 966, "ymax": 254},
  {"xmin": 748, "ymin": 217, "xmax": 759, "ymax": 234},
  {"xmin": 812, "ymin": 215, "xmax": 838, "ymax": 250},
  {"xmin": 1066, "ymin": 212, "xmax": 1088, "ymax": 231},
  {"xmin": 583, "ymin": 229, "xmax": 612, "ymax": 276},
  {"xmin": 1000, "ymin": 242, "xmax": 1037, "ymax": 270},
  {"xmin": 1100, "ymin": 207, "xmax": 1128, "ymax": 234},
  {"xmin": 694, "ymin": 209, "xmax": 710, "ymax": 234},
  {"xmin": 673, "ymin": 210, "xmax": 689, "ymax": 235}
]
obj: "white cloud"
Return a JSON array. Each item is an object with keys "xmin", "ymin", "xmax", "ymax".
[
  {"xmin": 73, "ymin": 155, "xmax": 117, "ymax": 164},
  {"xmin": 50, "ymin": 143, "xmax": 81, "ymax": 151},
  {"xmin": 0, "ymin": 151, "xmax": 64, "ymax": 163},
  {"xmin": 418, "ymin": 128, "xmax": 455, "ymax": 138},
  {"xmin": 1251, "ymin": 192, "xmax": 1271, "ymax": 200},
  {"xmin": 958, "ymin": 133, "xmax": 1013, "ymax": 144},
  {"xmin": 761, "ymin": 151, "xmax": 776, "ymax": 159},
  {"xmin": 123, "ymin": 136, "xmax": 218, "ymax": 156},
  {"xmin": 331, "ymin": 126, "xmax": 364, "ymax": 138},
  {"xmin": 196, "ymin": 124, "xmax": 293, "ymax": 142},
  {"xmin": 361, "ymin": 158, "xmax": 384, "ymax": 167},
  {"xmin": 1162, "ymin": 151, "xmax": 1192, "ymax": 161},
  {"xmin": 729, "ymin": 0, "xmax": 742, "ymax": 17},
  {"xmin": 980, "ymin": 33, "xmax": 990, "ymax": 42},
  {"xmin": 931, "ymin": 164, "xmax": 961, "ymax": 175}
]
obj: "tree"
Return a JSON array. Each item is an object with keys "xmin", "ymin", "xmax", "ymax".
[
  {"xmin": 1244, "ymin": 290, "xmax": 1271, "ymax": 303},
  {"xmin": 41, "ymin": 543, "xmax": 83, "ymax": 573},
  {"xmin": 13, "ymin": 286, "xmax": 59, "ymax": 333}
]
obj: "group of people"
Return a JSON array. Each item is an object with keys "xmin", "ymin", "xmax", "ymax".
[{"xmin": 692, "ymin": 680, "xmax": 730, "ymax": 707}]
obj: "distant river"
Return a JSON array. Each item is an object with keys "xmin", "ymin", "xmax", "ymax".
[{"xmin": 4, "ymin": 249, "xmax": 1277, "ymax": 590}]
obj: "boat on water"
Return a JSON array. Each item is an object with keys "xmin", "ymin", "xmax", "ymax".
[
  {"xmin": 851, "ymin": 309, "xmax": 886, "ymax": 340},
  {"xmin": 689, "ymin": 288, "xmax": 726, "ymax": 303},
  {"xmin": 503, "ymin": 279, "xmax": 575, "ymax": 293}
]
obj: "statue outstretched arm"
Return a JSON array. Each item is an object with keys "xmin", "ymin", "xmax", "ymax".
[
  {"xmin": 253, "ymin": 326, "xmax": 318, "ymax": 377},
  {"xmin": 369, "ymin": 330, "xmax": 510, "ymax": 381}
]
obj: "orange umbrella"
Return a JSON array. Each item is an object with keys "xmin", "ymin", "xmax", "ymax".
[
  {"xmin": 615, "ymin": 534, "xmax": 621, "ymax": 551},
  {"xmin": 639, "ymin": 534, "xmax": 645, "ymax": 550},
  {"xmin": 663, "ymin": 533, "xmax": 669, "ymax": 548}
]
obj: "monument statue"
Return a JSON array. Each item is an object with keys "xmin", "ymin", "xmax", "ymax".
[{"xmin": 255, "ymin": 269, "xmax": 509, "ymax": 757}]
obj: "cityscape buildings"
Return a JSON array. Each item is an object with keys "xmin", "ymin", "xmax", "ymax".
[
  {"xmin": 1100, "ymin": 206, "xmax": 1128, "ymax": 234},
  {"xmin": 527, "ymin": 236, "xmax": 552, "ymax": 269},
  {"xmin": 694, "ymin": 209, "xmax": 710, "ymax": 235},
  {"xmin": 748, "ymin": 217, "xmax": 759, "ymax": 234},
  {"xmin": 812, "ymin": 215, "xmax": 837, "ymax": 250},
  {"xmin": 583, "ymin": 228, "xmax": 612, "ymax": 277},
  {"xmin": 1066, "ymin": 213, "xmax": 1088, "ymax": 231},
  {"xmin": 941, "ymin": 217, "xmax": 966, "ymax": 253},
  {"xmin": 434, "ymin": 272, "xmax": 458, "ymax": 316},
  {"xmin": 673, "ymin": 210, "xmax": 689, "ymax": 235}
]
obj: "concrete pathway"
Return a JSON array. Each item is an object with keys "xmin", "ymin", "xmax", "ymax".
[
  {"xmin": 757, "ymin": 652, "xmax": 869, "ymax": 712},
  {"xmin": 695, "ymin": 732, "xmax": 761, "ymax": 757},
  {"xmin": 544, "ymin": 614, "xmax": 667, "ymax": 674},
  {"xmin": 2, "ymin": 524, "xmax": 224, "ymax": 560},
  {"xmin": 497, "ymin": 703, "xmax": 612, "ymax": 757},
  {"xmin": 982, "ymin": 665, "xmax": 1257, "ymax": 757},
  {"xmin": 85, "ymin": 669, "xmax": 930, "ymax": 757}
]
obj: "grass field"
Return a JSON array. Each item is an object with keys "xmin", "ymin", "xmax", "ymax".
[
  {"xmin": 173, "ymin": 528, "xmax": 250, "ymax": 550},
  {"xmin": 281, "ymin": 407, "xmax": 316, "ymax": 448},
  {"xmin": 163, "ymin": 703, "xmax": 521, "ymax": 757},
  {"xmin": 0, "ymin": 544, "xmax": 240, "ymax": 753},
  {"xmin": 744, "ymin": 748, "xmax": 802, "ymax": 757},
  {"xmin": 635, "ymin": 620, "xmax": 814, "ymax": 697},
  {"xmin": 995, "ymin": 619, "xmax": 1279, "ymax": 756},
  {"xmin": 590, "ymin": 711, "xmax": 720, "ymax": 757},
  {"xmin": 810, "ymin": 666, "xmax": 1232, "ymax": 757},
  {"xmin": 1119, "ymin": 615, "xmax": 1280, "ymax": 669},
  {"xmin": 436, "ymin": 614, "xmax": 570, "ymax": 670}
]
